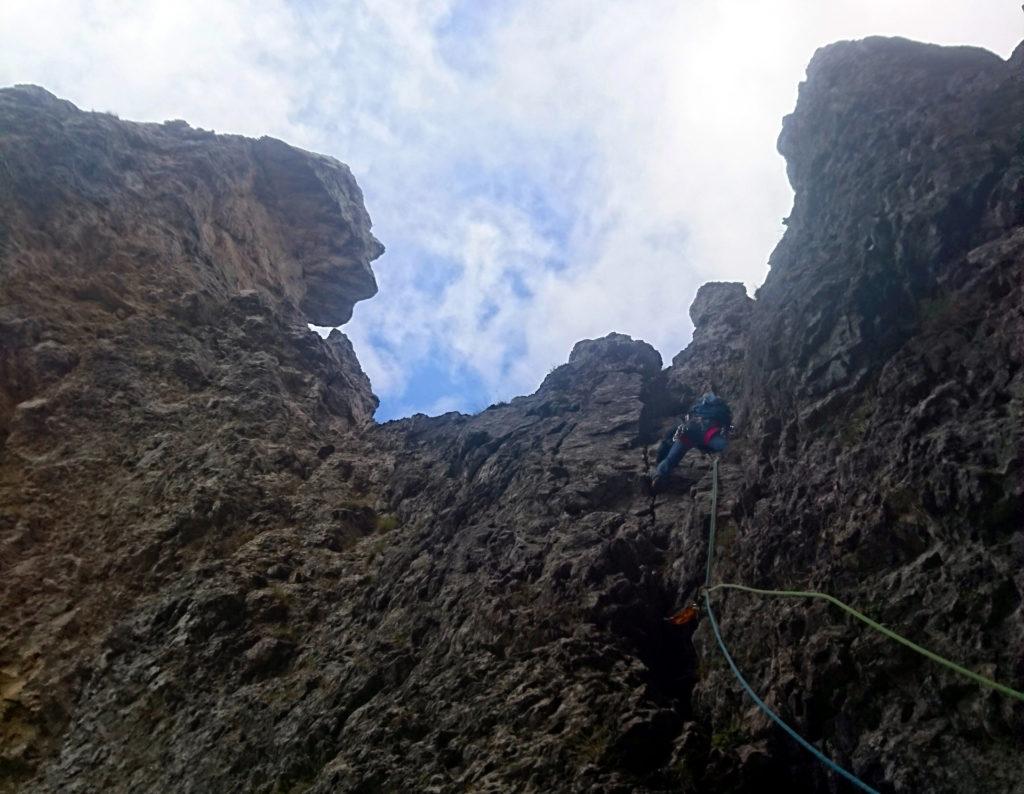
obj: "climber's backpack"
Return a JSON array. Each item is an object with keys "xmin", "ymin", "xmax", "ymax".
[{"xmin": 689, "ymin": 393, "xmax": 732, "ymax": 429}]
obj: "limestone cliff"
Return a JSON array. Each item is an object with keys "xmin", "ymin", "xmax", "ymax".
[{"xmin": 1, "ymin": 36, "xmax": 1022, "ymax": 794}]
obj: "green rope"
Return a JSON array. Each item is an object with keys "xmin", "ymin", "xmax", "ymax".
[
  {"xmin": 706, "ymin": 582, "xmax": 1024, "ymax": 703},
  {"xmin": 698, "ymin": 452, "xmax": 1024, "ymax": 791},
  {"xmin": 701, "ymin": 454, "xmax": 1023, "ymax": 702},
  {"xmin": 705, "ymin": 456, "xmax": 718, "ymax": 587}
]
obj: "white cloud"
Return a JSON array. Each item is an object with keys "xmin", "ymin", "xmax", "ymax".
[
  {"xmin": 2, "ymin": 0, "xmax": 1020, "ymax": 416},
  {"xmin": 1, "ymin": 0, "xmax": 317, "ymax": 143}
]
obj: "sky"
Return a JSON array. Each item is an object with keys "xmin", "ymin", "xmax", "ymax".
[{"xmin": 3, "ymin": 2, "xmax": 1021, "ymax": 419}]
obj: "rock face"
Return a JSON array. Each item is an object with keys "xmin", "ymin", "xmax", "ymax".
[
  {"xmin": 1, "ymin": 36, "xmax": 1022, "ymax": 794},
  {"xmin": 707, "ymin": 38, "xmax": 1024, "ymax": 793},
  {"xmin": 0, "ymin": 86, "xmax": 383, "ymax": 790}
]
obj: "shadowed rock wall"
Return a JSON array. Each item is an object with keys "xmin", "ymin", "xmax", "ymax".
[{"xmin": 1, "ymin": 36, "xmax": 1022, "ymax": 794}]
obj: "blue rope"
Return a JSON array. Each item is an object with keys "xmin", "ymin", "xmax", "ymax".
[
  {"xmin": 702, "ymin": 592, "xmax": 880, "ymax": 794},
  {"xmin": 702, "ymin": 457, "xmax": 879, "ymax": 794}
]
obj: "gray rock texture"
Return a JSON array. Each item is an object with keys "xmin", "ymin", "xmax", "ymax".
[{"xmin": 1, "ymin": 35, "xmax": 1023, "ymax": 794}]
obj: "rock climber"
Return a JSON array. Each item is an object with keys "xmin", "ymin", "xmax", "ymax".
[{"xmin": 648, "ymin": 391, "xmax": 732, "ymax": 492}]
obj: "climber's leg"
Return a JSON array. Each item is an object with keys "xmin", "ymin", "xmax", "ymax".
[
  {"xmin": 655, "ymin": 438, "xmax": 692, "ymax": 480},
  {"xmin": 655, "ymin": 427, "xmax": 677, "ymax": 464}
]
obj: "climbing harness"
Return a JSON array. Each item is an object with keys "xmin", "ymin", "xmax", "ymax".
[{"xmin": 690, "ymin": 456, "xmax": 1024, "ymax": 791}]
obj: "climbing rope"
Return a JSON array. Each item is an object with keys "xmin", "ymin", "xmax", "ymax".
[
  {"xmin": 705, "ymin": 582, "xmax": 1024, "ymax": 703},
  {"xmin": 705, "ymin": 456, "xmax": 719, "ymax": 587},
  {"xmin": 700, "ymin": 457, "xmax": 880, "ymax": 793},
  {"xmin": 703, "ymin": 592, "xmax": 880, "ymax": 793},
  {"xmin": 698, "ymin": 455, "xmax": 1024, "ymax": 791},
  {"xmin": 701, "ymin": 457, "xmax": 1024, "ymax": 701}
]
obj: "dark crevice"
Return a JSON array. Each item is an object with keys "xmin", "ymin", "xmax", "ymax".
[
  {"xmin": 635, "ymin": 609, "xmax": 699, "ymax": 719},
  {"xmin": 637, "ymin": 367, "xmax": 675, "ymax": 446}
]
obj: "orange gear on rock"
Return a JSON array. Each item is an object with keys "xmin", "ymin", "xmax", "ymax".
[{"xmin": 666, "ymin": 604, "xmax": 700, "ymax": 625}]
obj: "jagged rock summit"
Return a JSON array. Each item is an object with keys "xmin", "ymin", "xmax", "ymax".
[{"xmin": 2, "ymin": 35, "xmax": 1023, "ymax": 794}]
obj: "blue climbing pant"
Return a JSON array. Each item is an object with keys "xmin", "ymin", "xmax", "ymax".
[{"xmin": 654, "ymin": 423, "xmax": 727, "ymax": 479}]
